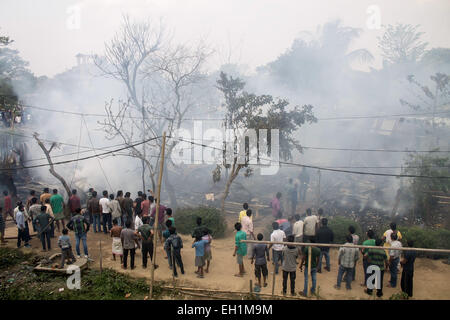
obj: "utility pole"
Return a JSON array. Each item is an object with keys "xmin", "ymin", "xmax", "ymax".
[{"xmin": 149, "ymin": 132, "xmax": 166, "ymax": 299}]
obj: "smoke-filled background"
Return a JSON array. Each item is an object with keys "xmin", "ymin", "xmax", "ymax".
[{"xmin": 1, "ymin": 0, "xmax": 449, "ymax": 226}]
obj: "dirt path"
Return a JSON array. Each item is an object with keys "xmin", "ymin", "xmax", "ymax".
[{"xmin": 2, "ymin": 215, "xmax": 449, "ymax": 300}]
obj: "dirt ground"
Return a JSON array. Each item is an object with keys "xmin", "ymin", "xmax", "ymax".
[{"xmin": 2, "ymin": 213, "xmax": 450, "ymax": 300}]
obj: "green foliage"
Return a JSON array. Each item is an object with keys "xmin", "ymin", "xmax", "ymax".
[
  {"xmin": 389, "ymin": 292, "xmax": 410, "ymax": 300},
  {"xmin": 400, "ymin": 226, "xmax": 450, "ymax": 258},
  {"xmin": 328, "ymin": 217, "xmax": 363, "ymax": 244},
  {"xmin": 0, "ymin": 267, "xmax": 162, "ymax": 300},
  {"xmin": 0, "ymin": 247, "xmax": 32, "ymax": 269},
  {"xmin": 175, "ymin": 206, "xmax": 226, "ymax": 238},
  {"xmin": 402, "ymin": 154, "xmax": 450, "ymax": 225}
]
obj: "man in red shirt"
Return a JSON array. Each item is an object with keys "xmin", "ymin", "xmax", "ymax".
[
  {"xmin": 140, "ymin": 194, "xmax": 150, "ymax": 217},
  {"xmin": 3, "ymin": 190, "xmax": 13, "ymax": 221},
  {"xmin": 151, "ymin": 201, "xmax": 166, "ymax": 243},
  {"xmin": 68, "ymin": 189, "xmax": 81, "ymax": 216}
]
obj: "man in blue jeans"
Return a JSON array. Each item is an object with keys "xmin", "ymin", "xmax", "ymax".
[
  {"xmin": 67, "ymin": 208, "xmax": 90, "ymax": 259},
  {"xmin": 88, "ymin": 191, "xmax": 101, "ymax": 233},
  {"xmin": 335, "ymin": 235, "xmax": 359, "ymax": 290},
  {"xmin": 388, "ymin": 232, "xmax": 402, "ymax": 288},
  {"xmin": 34, "ymin": 205, "xmax": 52, "ymax": 252},
  {"xmin": 300, "ymin": 238, "xmax": 320, "ymax": 296},
  {"xmin": 268, "ymin": 222, "xmax": 286, "ymax": 275},
  {"xmin": 316, "ymin": 218, "xmax": 334, "ymax": 273}
]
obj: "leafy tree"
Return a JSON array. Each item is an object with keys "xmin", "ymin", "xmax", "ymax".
[
  {"xmin": 378, "ymin": 24, "xmax": 428, "ymax": 65},
  {"xmin": 401, "ymin": 153, "xmax": 450, "ymax": 226},
  {"xmin": 213, "ymin": 72, "xmax": 316, "ymax": 213}
]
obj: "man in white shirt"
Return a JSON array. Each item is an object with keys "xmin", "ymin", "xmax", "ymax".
[
  {"xmin": 293, "ymin": 214, "xmax": 304, "ymax": 243},
  {"xmin": 268, "ymin": 222, "xmax": 286, "ymax": 274},
  {"xmin": 303, "ymin": 208, "xmax": 318, "ymax": 242},
  {"xmin": 16, "ymin": 205, "xmax": 30, "ymax": 248},
  {"xmin": 241, "ymin": 209, "xmax": 255, "ymax": 259},
  {"xmin": 99, "ymin": 190, "xmax": 111, "ymax": 234},
  {"xmin": 388, "ymin": 233, "xmax": 402, "ymax": 288}
]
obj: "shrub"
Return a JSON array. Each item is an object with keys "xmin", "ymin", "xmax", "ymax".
[
  {"xmin": 400, "ymin": 226, "xmax": 450, "ymax": 258},
  {"xmin": 0, "ymin": 247, "xmax": 32, "ymax": 269},
  {"xmin": 175, "ymin": 206, "xmax": 226, "ymax": 238},
  {"xmin": 328, "ymin": 217, "xmax": 363, "ymax": 244}
]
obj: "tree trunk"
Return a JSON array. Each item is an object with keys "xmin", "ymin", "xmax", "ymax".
[
  {"xmin": 163, "ymin": 169, "xmax": 178, "ymax": 209},
  {"xmin": 220, "ymin": 162, "xmax": 241, "ymax": 214},
  {"xmin": 33, "ymin": 134, "xmax": 71, "ymax": 198}
]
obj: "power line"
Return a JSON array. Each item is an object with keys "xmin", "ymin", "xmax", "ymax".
[
  {"xmin": 20, "ymin": 102, "xmax": 450, "ymax": 121},
  {"xmin": 172, "ymin": 137, "xmax": 450, "ymax": 179},
  {"xmin": 0, "ymin": 136, "xmax": 162, "ymax": 171}
]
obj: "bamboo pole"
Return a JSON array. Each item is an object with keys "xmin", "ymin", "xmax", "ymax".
[
  {"xmin": 249, "ymin": 279, "xmax": 253, "ymax": 295},
  {"xmin": 149, "ymin": 132, "xmax": 166, "ymax": 299},
  {"xmin": 307, "ymin": 246, "xmax": 312, "ymax": 297},
  {"xmin": 241, "ymin": 240, "xmax": 450, "ymax": 254},
  {"xmin": 99, "ymin": 240, "xmax": 103, "ymax": 273},
  {"xmin": 271, "ymin": 260, "xmax": 276, "ymax": 297}
]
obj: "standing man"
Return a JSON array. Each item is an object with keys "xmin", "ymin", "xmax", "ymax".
[
  {"xmin": 121, "ymin": 220, "xmax": 140, "ymax": 270},
  {"xmin": 335, "ymin": 235, "xmax": 359, "ymax": 290},
  {"xmin": 16, "ymin": 205, "xmax": 30, "ymax": 248},
  {"xmin": 269, "ymin": 222, "xmax": 286, "ymax": 275},
  {"xmin": 360, "ymin": 229, "xmax": 376, "ymax": 288},
  {"xmin": 138, "ymin": 217, "xmax": 156, "ymax": 269},
  {"xmin": 388, "ymin": 233, "xmax": 402, "ymax": 288},
  {"xmin": 400, "ymin": 240, "xmax": 417, "ymax": 298},
  {"xmin": 2, "ymin": 190, "xmax": 13, "ymax": 222},
  {"xmin": 68, "ymin": 189, "xmax": 81, "ymax": 216},
  {"xmin": 298, "ymin": 167, "xmax": 310, "ymax": 203},
  {"xmin": 122, "ymin": 192, "xmax": 134, "ymax": 228},
  {"xmin": 233, "ymin": 222, "xmax": 247, "ymax": 277},
  {"xmin": 299, "ymin": 238, "xmax": 320, "ymax": 297},
  {"xmin": 50, "ymin": 189, "xmax": 65, "ymax": 234},
  {"xmin": 40, "ymin": 188, "xmax": 52, "ymax": 204},
  {"xmin": 99, "ymin": 190, "xmax": 111, "ymax": 233},
  {"xmin": 303, "ymin": 208, "xmax": 319, "ymax": 243},
  {"xmin": 108, "ymin": 194, "xmax": 122, "ymax": 226},
  {"xmin": 28, "ymin": 197, "xmax": 41, "ymax": 233},
  {"xmin": 238, "ymin": 203, "xmax": 250, "ymax": 223},
  {"xmin": 34, "ymin": 205, "xmax": 52, "ymax": 252},
  {"xmin": 241, "ymin": 209, "xmax": 255, "ymax": 259},
  {"xmin": 140, "ymin": 194, "xmax": 150, "ymax": 217},
  {"xmin": 134, "ymin": 191, "xmax": 143, "ymax": 219},
  {"xmin": 281, "ymin": 234, "xmax": 299, "ymax": 296},
  {"xmin": 151, "ymin": 201, "xmax": 166, "ymax": 244},
  {"xmin": 270, "ymin": 192, "xmax": 282, "ymax": 219},
  {"xmin": 67, "ymin": 208, "xmax": 90, "ymax": 259},
  {"xmin": 365, "ymin": 238, "xmax": 389, "ymax": 298},
  {"xmin": 293, "ymin": 214, "xmax": 304, "ymax": 243},
  {"xmin": 87, "ymin": 191, "xmax": 101, "ymax": 233},
  {"xmin": 316, "ymin": 218, "xmax": 334, "ymax": 273}
]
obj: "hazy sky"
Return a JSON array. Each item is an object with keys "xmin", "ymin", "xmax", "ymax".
[{"xmin": 1, "ymin": 0, "xmax": 449, "ymax": 77}]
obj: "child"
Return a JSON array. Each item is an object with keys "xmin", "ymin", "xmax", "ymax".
[
  {"xmin": 163, "ymin": 219, "xmax": 173, "ymax": 264},
  {"xmin": 233, "ymin": 222, "xmax": 247, "ymax": 277},
  {"xmin": 192, "ymin": 234, "xmax": 210, "ymax": 278},
  {"xmin": 251, "ymin": 233, "xmax": 270, "ymax": 290},
  {"xmin": 110, "ymin": 218, "xmax": 123, "ymax": 263},
  {"xmin": 166, "ymin": 208, "xmax": 174, "ymax": 226},
  {"xmin": 165, "ymin": 227, "xmax": 184, "ymax": 277},
  {"xmin": 58, "ymin": 228, "xmax": 76, "ymax": 268},
  {"xmin": 202, "ymin": 230, "xmax": 212, "ymax": 273},
  {"xmin": 282, "ymin": 234, "xmax": 299, "ymax": 296}
]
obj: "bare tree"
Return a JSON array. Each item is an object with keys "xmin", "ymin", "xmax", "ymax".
[
  {"xmin": 95, "ymin": 16, "xmax": 211, "ymax": 207},
  {"xmin": 95, "ymin": 15, "xmax": 165, "ymax": 192}
]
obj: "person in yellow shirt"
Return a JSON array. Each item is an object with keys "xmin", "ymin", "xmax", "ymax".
[
  {"xmin": 238, "ymin": 203, "xmax": 251, "ymax": 223},
  {"xmin": 382, "ymin": 222, "xmax": 402, "ymax": 256}
]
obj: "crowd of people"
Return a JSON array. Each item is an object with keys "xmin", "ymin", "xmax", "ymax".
[
  {"xmin": 0, "ymin": 187, "xmax": 215, "ymax": 279},
  {"xmin": 234, "ymin": 197, "xmax": 417, "ymax": 298},
  {"xmin": 0, "ymin": 185, "xmax": 420, "ymax": 299}
]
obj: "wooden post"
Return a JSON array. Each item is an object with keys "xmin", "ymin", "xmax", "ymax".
[
  {"xmin": 249, "ymin": 279, "xmax": 253, "ymax": 296},
  {"xmin": 307, "ymin": 246, "xmax": 312, "ymax": 297},
  {"xmin": 317, "ymin": 170, "xmax": 321, "ymax": 208},
  {"xmin": 149, "ymin": 132, "xmax": 166, "ymax": 299},
  {"xmin": 99, "ymin": 240, "xmax": 103, "ymax": 273},
  {"xmin": 271, "ymin": 261, "xmax": 276, "ymax": 297},
  {"xmin": 171, "ymin": 243, "xmax": 175, "ymax": 290}
]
